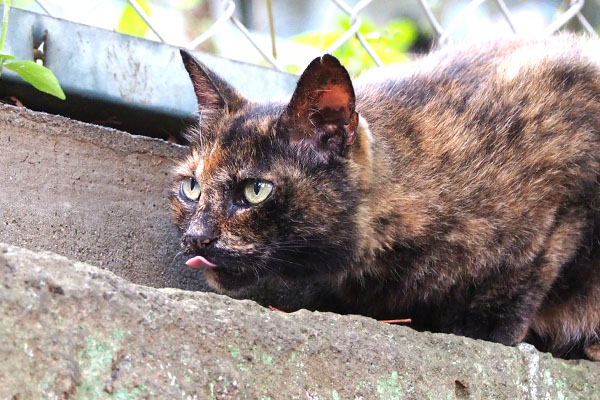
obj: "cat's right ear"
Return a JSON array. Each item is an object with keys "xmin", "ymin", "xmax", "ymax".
[
  {"xmin": 277, "ymin": 54, "xmax": 358, "ymax": 160},
  {"xmin": 180, "ymin": 49, "xmax": 244, "ymax": 128}
]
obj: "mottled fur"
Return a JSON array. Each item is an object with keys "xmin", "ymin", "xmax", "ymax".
[{"xmin": 170, "ymin": 35, "xmax": 600, "ymax": 360}]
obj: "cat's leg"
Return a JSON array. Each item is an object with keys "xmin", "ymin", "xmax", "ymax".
[
  {"xmin": 530, "ymin": 220, "xmax": 600, "ymax": 359},
  {"xmin": 584, "ymin": 342, "xmax": 600, "ymax": 361},
  {"xmin": 455, "ymin": 215, "xmax": 587, "ymax": 346},
  {"xmin": 452, "ymin": 266, "xmax": 547, "ymax": 345},
  {"xmin": 532, "ymin": 268, "xmax": 600, "ymax": 359}
]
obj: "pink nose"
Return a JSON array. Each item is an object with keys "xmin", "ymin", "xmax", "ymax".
[{"xmin": 184, "ymin": 232, "xmax": 217, "ymax": 248}]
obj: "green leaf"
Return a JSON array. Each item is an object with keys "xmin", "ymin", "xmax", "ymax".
[
  {"xmin": 4, "ymin": 60, "xmax": 66, "ymax": 99},
  {"xmin": 0, "ymin": 53, "xmax": 15, "ymax": 63},
  {"xmin": 1, "ymin": 0, "xmax": 10, "ymax": 52},
  {"xmin": 291, "ymin": 14, "xmax": 419, "ymax": 76},
  {"xmin": 117, "ymin": 0, "xmax": 151, "ymax": 38},
  {"xmin": 12, "ymin": 0, "xmax": 35, "ymax": 7},
  {"xmin": 172, "ymin": 0, "xmax": 202, "ymax": 10},
  {"xmin": 292, "ymin": 31, "xmax": 344, "ymax": 50}
]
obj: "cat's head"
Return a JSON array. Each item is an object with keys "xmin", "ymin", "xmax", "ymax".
[{"xmin": 170, "ymin": 50, "xmax": 371, "ymax": 293}]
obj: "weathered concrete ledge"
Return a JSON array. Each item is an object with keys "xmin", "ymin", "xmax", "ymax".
[
  {"xmin": 1, "ymin": 243, "xmax": 598, "ymax": 399},
  {"xmin": 0, "ymin": 103, "xmax": 188, "ymax": 288},
  {"xmin": 0, "ymin": 104, "xmax": 326, "ymax": 310}
]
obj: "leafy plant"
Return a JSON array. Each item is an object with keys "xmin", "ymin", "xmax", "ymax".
[
  {"xmin": 117, "ymin": 0, "xmax": 151, "ymax": 38},
  {"xmin": 292, "ymin": 15, "xmax": 418, "ymax": 76},
  {"xmin": 0, "ymin": 0, "xmax": 65, "ymax": 99},
  {"xmin": 11, "ymin": 0, "xmax": 35, "ymax": 8}
]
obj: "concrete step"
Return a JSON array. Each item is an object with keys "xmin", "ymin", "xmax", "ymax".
[{"xmin": 1, "ymin": 242, "xmax": 597, "ymax": 399}]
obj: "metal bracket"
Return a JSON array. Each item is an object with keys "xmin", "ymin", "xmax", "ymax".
[{"xmin": 0, "ymin": 8, "xmax": 297, "ymax": 140}]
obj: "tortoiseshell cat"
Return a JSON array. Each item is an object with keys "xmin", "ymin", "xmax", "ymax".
[{"xmin": 170, "ymin": 34, "xmax": 600, "ymax": 360}]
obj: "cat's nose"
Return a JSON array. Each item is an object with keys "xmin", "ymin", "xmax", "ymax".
[{"xmin": 184, "ymin": 231, "xmax": 217, "ymax": 249}]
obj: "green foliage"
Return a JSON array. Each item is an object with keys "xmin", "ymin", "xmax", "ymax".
[
  {"xmin": 292, "ymin": 15, "xmax": 418, "ymax": 76},
  {"xmin": 10, "ymin": 0, "xmax": 35, "ymax": 8},
  {"xmin": 117, "ymin": 0, "xmax": 151, "ymax": 38},
  {"xmin": 4, "ymin": 61, "xmax": 66, "ymax": 99},
  {"xmin": 0, "ymin": 53, "xmax": 14, "ymax": 63},
  {"xmin": 172, "ymin": 0, "xmax": 203, "ymax": 10},
  {"xmin": 0, "ymin": 0, "xmax": 65, "ymax": 99}
]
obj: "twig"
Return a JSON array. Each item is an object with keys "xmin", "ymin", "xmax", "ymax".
[
  {"xmin": 266, "ymin": 0, "xmax": 276, "ymax": 59},
  {"xmin": 379, "ymin": 319, "xmax": 412, "ymax": 324},
  {"xmin": 1, "ymin": 0, "xmax": 11, "ymax": 52}
]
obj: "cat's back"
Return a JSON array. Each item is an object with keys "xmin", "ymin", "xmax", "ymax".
[
  {"xmin": 354, "ymin": 35, "xmax": 600, "ymax": 197},
  {"xmin": 350, "ymin": 35, "xmax": 600, "ymax": 272},
  {"xmin": 355, "ymin": 34, "xmax": 600, "ymax": 101},
  {"xmin": 355, "ymin": 35, "xmax": 600, "ymax": 135}
]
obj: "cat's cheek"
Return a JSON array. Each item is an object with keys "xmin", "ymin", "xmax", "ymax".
[
  {"xmin": 203, "ymin": 269, "xmax": 222, "ymax": 291},
  {"xmin": 169, "ymin": 197, "xmax": 195, "ymax": 227},
  {"xmin": 202, "ymin": 267, "xmax": 255, "ymax": 294}
]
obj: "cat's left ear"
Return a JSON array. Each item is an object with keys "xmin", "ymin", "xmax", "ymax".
[
  {"xmin": 278, "ymin": 54, "xmax": 359, "ymax": 158},
  {"xmin": 180, "ymin": 49, "xmax": 245, "ymax": 128}
]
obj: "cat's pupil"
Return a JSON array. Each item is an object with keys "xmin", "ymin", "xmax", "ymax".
[
  {"xmin": 254, "ymin": 181, "xmax": 261, "ymax": 195},
  {"xmin": 190, "ymin": 178, "xmax": 196, "ymax": 190}
]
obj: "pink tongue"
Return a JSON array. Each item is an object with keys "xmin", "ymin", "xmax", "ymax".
[{"xmin": 186, "ymin": 256, "xmax": 217, "ymax": 269}]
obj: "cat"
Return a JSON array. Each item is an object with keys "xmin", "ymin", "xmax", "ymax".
[{"xmin": 170, "ymin": 34, "xmax": 600, "ymax": 361}]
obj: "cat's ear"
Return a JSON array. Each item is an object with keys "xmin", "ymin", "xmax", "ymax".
[
  {"xmin": 180, "ymin": 49, "xmax": 245, "ymax": 125},
  {"xmin": 278, "ymin": 54, "xmax": 359, "ymax": 158}
]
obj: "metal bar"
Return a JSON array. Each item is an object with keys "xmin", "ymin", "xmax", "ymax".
[
  {"xmin": 492, "ymin": 0, "xmax": 518, "ymax": 34},
  {"xmin": 327, "ymin": 0, "xmax": 383, "ymax": 66},
  {"xmin": 544, "ymin": 0, "xmax": 585, "ymax": 35},
  {"xmin": 34, "ymin": 0, "xmax": 55, "ymax": 17},
  {"xmin": 576, "ymin": 12, "xmax": 599, "ymax": 37},
  {"xmin": 324, "ymin": 0, "xmax": 372, "ymax": 54},
  {"xmin": 350, "ymin": 0, "xmax": 383, "ymax": 66},
  {"xmin": 329, "ymin": 0, "xmax": 352, "ymax": 14},
  {"xmin": 230, "ymin": 15, "xmax": 285, "ymax": 71},
  {"xmin": 355, "ymin": 33, "xmax": 383, "ymax": 66},
  {"xmin": 439, "ymin": 0, "xmax": 487, "ymax": 45},
  {"xmin": 323, "ymin": 15, "xmax": 362, "ymax": 54},
  {"xmin": 3, "ymin": 8, "xmax": 296, "ymax": 138},
  {"xmin": 189, "ymin": 0, "xmax": 284, "ymax": 71},
  {"xmin": 126, "ymin": 0, "xmax": 166, "ymax": 42},
  {"xmin": 416, "ymin": 0, "xmax": 444, "ymax": 37},
  {"xmin": 188, "ymin": 0, "xmax": 235, "ymax": 49}
]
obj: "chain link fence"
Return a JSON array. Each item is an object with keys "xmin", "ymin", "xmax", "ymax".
[{"xmin": 23, "ymin": 0, "xmax": 600, "ymax": 73}]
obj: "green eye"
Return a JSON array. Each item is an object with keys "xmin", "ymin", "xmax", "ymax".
[
  {"xmin": 181, "ymin": 177, "xmax": 201, "ymax": 201},
  {"xmin": 243, "ymin": 180, "xmax": 273, "ymax": 205}
]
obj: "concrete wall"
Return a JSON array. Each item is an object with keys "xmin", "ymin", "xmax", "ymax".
[
  {"xmin": 0, "ymin": 103, "xmax": 196, "ymax": 289},
  {"xmin": 0, "ymin": 104, "xmax": 326, "ymax": 310}
]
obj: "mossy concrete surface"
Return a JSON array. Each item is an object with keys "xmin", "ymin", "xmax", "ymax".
[{"xmin": 1, "ymin": 243, "xmax": 598, "ymax": 399}]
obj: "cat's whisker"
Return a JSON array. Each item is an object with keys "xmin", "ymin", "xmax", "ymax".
[
  {"xmin": 171, "ymin": 250, "xmax": 185, "ymax": 265},
  {"xmin": 261, "ymin": 255, "xmax": 304, "ymax": 268},
  {"xmin": 258, "ymin": 263, "xmax": 291, "ymax": 289}
]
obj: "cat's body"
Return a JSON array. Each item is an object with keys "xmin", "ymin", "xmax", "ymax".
[{"xmin": 171, "ymin": 35, "xmax": 600, "ymax": 360}]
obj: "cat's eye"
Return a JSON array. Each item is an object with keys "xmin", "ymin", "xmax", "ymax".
[
  {"xmin": 243, "ymin": 180, "xmax": 273, "ymax": 205},
  {"xmin": 180, "ymin": 177, "xmax": 201, "ymax": 201}
]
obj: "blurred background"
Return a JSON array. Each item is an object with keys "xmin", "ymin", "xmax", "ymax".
[{"xmin": 11, "ymin": 0, "xmax": 600, "ymax": 77}]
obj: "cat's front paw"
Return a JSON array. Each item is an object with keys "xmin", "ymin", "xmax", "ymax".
[
  {"xmin": 584, "ymin": 342, "xmax": 600, "ymax": 361},
  {"xmin": 452, "ymin": 315, "xmax": 530, "ymax": 346}
]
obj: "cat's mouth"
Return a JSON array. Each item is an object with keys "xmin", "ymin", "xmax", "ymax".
[
  {"xmin": 184, "ymin": 252, "xmax": 259, "ymax": 292},
  {"xmin": 186, "ymin": 255, "xmax": 217, "ymax": 269}
]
